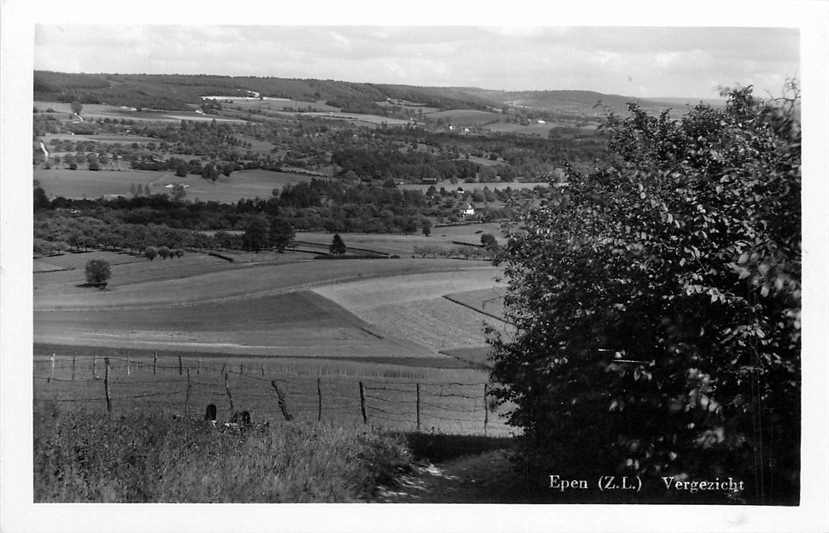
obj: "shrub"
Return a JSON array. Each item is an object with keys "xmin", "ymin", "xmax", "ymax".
[
  {"xmin": 144, "ymin": 246, "xmax": 158, "ymax": 261},
  {"xmin": 157, "ymin": 246, "xmax": 171, "ymax": 259},
  {"xmin": 329, "ymin": 234, "xmax": 346, "ymax": 255},
  {"xmin": 84, "ymin": 259, "xmax": 111, "ymax": 286},
  {"xmin": 489, "ymin": 85, "xmax": 801, "ymax": 504}
]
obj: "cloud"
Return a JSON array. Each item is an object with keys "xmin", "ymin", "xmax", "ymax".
[{"xmin": 34, "ymin": 25, "xmax": 799, "ymax": 98}]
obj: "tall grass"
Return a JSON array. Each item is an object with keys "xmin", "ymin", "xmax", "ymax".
[{"xmin": 34, "ymin": 402, "xmax": 412, "ymax": 502}]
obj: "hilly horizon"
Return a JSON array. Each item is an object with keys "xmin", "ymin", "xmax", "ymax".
[{"xmin": 34, "ymin": 70, "xmax": 720, "ymax": 120}]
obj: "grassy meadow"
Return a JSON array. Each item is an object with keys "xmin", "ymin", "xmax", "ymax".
[
  {"xmin": 34, "ymin": 402, "xmax": 413, "ymax": 502},
  {"xmin": 33, "ymin": 167, "xmax": 316, "ymax": 202}
]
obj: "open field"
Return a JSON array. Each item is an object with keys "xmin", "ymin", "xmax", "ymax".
[
  {"xmin": 296, "ymin": 222, "xmax": 508, "ymax": 256},
  {"xmin": 222, "ymin": 97, "xmax": 337, "ymax": 113},
  {"xmin": 35, "ymin": 290, "xmax": 431, "ymax": 359},
  {"xmin": 35, "ymin": 251, "xmax": 508, "ymax": 384},
  {"xmin": 34, "ymin": 167, "xmax": 316, "ymax": 202},
  {"xmin": 424, "ymin": 109, "xmax": 502, "ymax": 126},
  {"xmin": 33, "ymin": 259, "xmax": 68, "ymax": 273},
  {"xmin": 35, "ymin": 101, "xmax": 247, "ymax": 123},
  {"xmin": 483, "ymin": 121, "xmax": 566, "ymax": 136},
  {"xmin": 444, "ymin": 287, "xmax": 509, "ymax": 322},
  {"xmin": 42, "ymin": 133, "xmax": 160, "ymax": 144},
  {"xmin": 313, "ymin": 270, "xmax": 513, "ymax": 353},
  {"xmin": 35, "ymin": 257, "xmax": 495, "ymax": 310},
  {"xmin": 34, "ymin": 252, "xmax": 259, "ymax": 299},
  {"xmin": 301, "ymin": 111, "xmax": 411, "ymax": 126},
  {"xmin": 34, "ymin": 250, "xmax": 145, "ymax": 270}
]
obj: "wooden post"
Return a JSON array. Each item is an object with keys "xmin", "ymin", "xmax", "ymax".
[
  {"xmin": 239, "ymin": 362, "xmax": 244, "ymax": 375},
  {"xmin": 153, "ymin": 352, "xmax": 158, "ymax": 375},
  {"xmin": 224, "ymin": 373, "xmax": 234, "ymax": 411},
  {"xmin": 416, "ymin": 383, "xmax": 421, "ymax": 432},
  {"xmin": 48, "ymin": 353, "xmax": 55, "ymax": 383},
  {"xmin": 317, "ymin": 377, "xmax": 322, "ymax": 422},
  {"xmin": 178, "ymin": 354, "xmax": 183, "ymax": 376},
  {"xmin": 127, "ymin": 354, "xmax": 131, "ymax": 376},
  {"xmin": 71, "ymin": 356, "xmax": 76, "ymax": 381},
  {"xmin": 483, "ymin": 384, "xmax": 489, "ymax": 435},
  {"xmin": 270, "ymin": 380, "xmax": 294, "ymax": 421},
  {"xmin": 359, "ymin": 381, "xmax": 367, "ymax": 424},
  {"xmin": 197, "ymin": 358, "xmax": 201, "ymax": 376},
  {"xmin": 221, "ymin": 363, "xmax": 226, "ymax": 376},
  {"xmin": 92, "ymin": 355, "xmax": 98, "ymax": 380},
  {"xmin": 185, "ymin": 368, "xmax": 192, "ymax": 418},
  {"xmin": 104, "ymin": 357, "xmax": 112, "ymax": 414},
  {"xmin": 260, "ymin": 364, "xmax": 265, "ymax": 377}
]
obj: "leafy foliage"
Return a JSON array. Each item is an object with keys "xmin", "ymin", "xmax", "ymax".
[
  {"xmin": 242, "ymin": 215, "xmax": 269, "ymax": 252},
  {"xmin": 330, "ymin": 234, "xmax": 347, "ymax": 255},
  {"xmin": 489, "ymin": 85, "xmax": 801, "ymax": 503},
  {"xmin": 84, "ymin": 259, "xmax": 111, "ymax": 285}
]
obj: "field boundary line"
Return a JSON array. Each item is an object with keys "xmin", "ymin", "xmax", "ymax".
[{"xmin": 441, "ymin": 294, "xmax": 514, "ymax": 325}]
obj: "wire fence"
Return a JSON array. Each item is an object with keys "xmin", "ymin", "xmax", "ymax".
[{"xmin": 33, "ymin": 353, "xmax": 513, "ymax": 436}]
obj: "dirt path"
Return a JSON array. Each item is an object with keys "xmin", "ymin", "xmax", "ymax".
[{"xmin": 376, "ymin": 449, "xmax": 537, "ymax": 503}]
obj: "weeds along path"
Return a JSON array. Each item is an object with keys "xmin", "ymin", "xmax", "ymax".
[{"xmin": 376, "ymin": 449, "xmax": 529, "ymax": 503}]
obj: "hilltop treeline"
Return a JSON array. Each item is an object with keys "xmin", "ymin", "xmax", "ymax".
[{"xmin": 33, "ymin": 71, "xmax": 492, "ymax": 114}]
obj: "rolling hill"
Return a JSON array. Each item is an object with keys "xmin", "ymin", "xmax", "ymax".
[{"xmin": 34, "ymin": 71, "xmax": 715, "ymax": 120}]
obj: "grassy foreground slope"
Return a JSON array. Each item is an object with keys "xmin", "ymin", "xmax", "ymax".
[{"xmin": 34, "ymin": 403, "xmax": 411, "ymax": 502}]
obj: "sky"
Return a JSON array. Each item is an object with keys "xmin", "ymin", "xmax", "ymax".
[{"xmin": 34, "ymin": 25, "xmax": 799, "ymax": 99}]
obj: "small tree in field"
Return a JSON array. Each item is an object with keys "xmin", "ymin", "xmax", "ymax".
[
  {"xmin": 480, "ymin": 233, "xmax": 497, "ymax": 249},
  {"xmin": 489, "ymin": 85, "xmax": 801, "ymax": 504},
  {"xmin": 70, "ymin": 101, "xmax": 83, "ymax": 116},
  {"xmin": 158, "ymin": 246, "xmax": 171, "ymax": 260},
  {"xmin": 329, "ymin": 234, "xmax": 346, "ymax": 255},
  {"xmin": 144, "ymin": 246, "xmax": 158, "ymax": 261},
  {"xmin": 421, "ymin": 218, "xmax": 432, "ymax": 237},
  {"xmin": 85, "ymin": 259, "xmax": 111, "ymax": 287}
]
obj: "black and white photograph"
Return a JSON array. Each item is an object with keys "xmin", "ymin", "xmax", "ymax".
[{"xmin": 2, "ymin": 1, "xmax": 829, "ymax": 532}]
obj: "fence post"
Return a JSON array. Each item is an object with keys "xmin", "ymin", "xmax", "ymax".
[
  {"xmin": 359, "ymin": 381, "xmax": 367, "ymax": 424},
  {"xmin": 104, "ymin": 357, "xmax": 112, "ymax": 414},
  {"xmin": 48, "ymin": 353, "xmax": 55, "ymax": 383},
  {"xmin": 271, "ymin": 380, "xmax": 294, "ymax": 421},
  {"xmin": 153, "ymin": 352, "xmax": 158, "ymax": 375},
  {"xmin": 261, "ymin": 364, "xmax": 265, "ymax": 377},
  {"xmin": 127, "ymin": 354, "xmax": 131, "ymax": 376},
  {"xmin": 197, "ymin": 358, "xmax": 201, "ymax": 376},
  {"xmin": 240, "ymin": 362, "xmax": 244, "ymax": 375},
  {"xmin": 224, "ymin": 373, "xmax": 234, "ymax": 411},
  {"xmin": 416, "ymin": 383, "xmax": 421, "ymax": 432},
  {"xmin": 185, "ymin": 368, "xmax": 192, "ymax": 418},
  {"xmin": 92, "ymin": 355, "xmax": 98, "ymax": 380},
  {"xmin": 71, "ymin": 355, "xmax": 76, "ymax": 381},
  {"xmin": 483, "ymin": 384, "xmax": 489, "ymax": 436},
  {"xmin": 178, "ymin": 354, "xmax": 183, "ymax": 376},
  {"xmin": 317, "ymin": 377, "xmax": 322, "ymax": 422}
]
